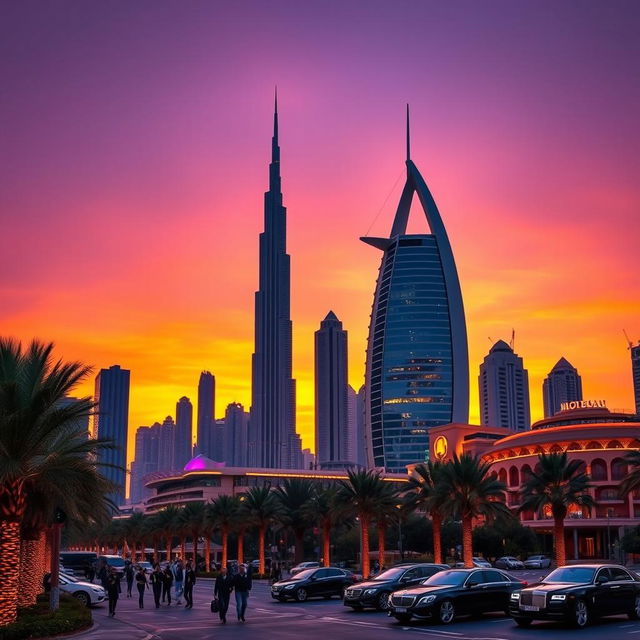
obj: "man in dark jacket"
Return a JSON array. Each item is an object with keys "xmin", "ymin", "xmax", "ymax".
[
  {"xmin": 184, "ymin": 561, "xmax": 196, "ymax": 609},
  {"xmin": 214, "ymin": 565, "xmax": 234, "ymax": 624},
  {"xmin": 233, "ymin": 563, "xmax": 251, "ymax": 622}
]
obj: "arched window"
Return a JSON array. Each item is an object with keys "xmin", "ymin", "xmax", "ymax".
[
  {"xmin": 498, "ymin": 468, "xmax": 508, "ymax": 485},
  {"xmin": 607, "ymin": 440, "xmax": 623, "ymax": 449},
  {"xmin": 574, "ymin": 459, "xmax": 586, "ymax": 473},
  {"xmin": 509, "ymin": 465, "xmax": 519, "ymax": 487},
  {"xmin": 611, "ymin": 458, "xmax": 627, "ymax": 481},
  {"xmin": 585, "ymin": 441, "xmax": 603, "ymax": 450},
  {"xmin": 521, "ymin": 464, "xmax": 533, "ymax": 482},
  {"xmin": 591, "ymin": 458, "xmax": 607, "ymax": 481}
]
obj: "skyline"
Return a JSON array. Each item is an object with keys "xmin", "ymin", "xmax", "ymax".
[{"xmin": 2, "ymin": 1, "xmax": 639, "ymax": 464}]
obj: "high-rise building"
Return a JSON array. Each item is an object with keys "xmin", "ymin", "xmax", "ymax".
[
  {"xmin": 93, "ymin": 365, "xmax": 130, "ymax": 506},
  {"xmin": 175, "ymin": 396, "xmax": 193, "ymax": 470},
  {"xmin": 197, "ymin": 371, "xmax": 215, "ymax": 458},
  {"xmin": 212, "ymin": 419, "xmax": 225, "ymax": 462},
  {"xmin": 315, "ymin": 311, "xmax": 350, "ymax": 469},
  {"xmin": 479, "ymin": 340, "xmax": 531, "ymax": 431},
  {"xmin": 158, "ymin": 416, "xmax": 176, "ymax": 471},
  {"xmin": 130, "ymin": 423, "xmax": 161, "ymax": 504},
  {"xmin": 631, "ymin": 343, "xmax": 640, "ymax": 415},
  {"xmin": 361, "ymin": 109, "xmax": 469, "ymax": 472},
  {"xmin": 542, "ymin": 358, "xmax": 583, "ymax": 418},
  {"xmin": 224, "ymin": 402, "xmax": 249, "ymax": 467},
  {"xmin": 347, "ymin": 385, "xmax": 367, "ymax": 467},
  {"xmin": 249, "ymin": 94, "xmax": 300, "ymax": 469}
]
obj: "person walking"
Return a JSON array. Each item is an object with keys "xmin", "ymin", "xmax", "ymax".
[
  {"xmin": 162, "ymin": 565, "xmax": 173, "ymax": 605},
  {"xmin": 173, "ymin": 560, "xmax": 184, "ymax": 605},
  {"xmin": 97, "ymin": 559, "xmax": 108, "ymax": 592},
  {"xmin": 106, "ymin": 567, "xmax": 121, "ymax": 617},
  {"xmin": 125, "ymin": 561, "xmax": 134, "ymax": 598},
  {"xmin": 150, "ymin": 564, "xmax": 163, "ymax": 609},
  {"xmin": 233, "ymin": 563, "xmax": 251, "ymax": 622},
  {"xmin": 135, "ymin": 565, "xmax": 147, "ymax": 609},
  {"xmin": 184, "ymin": 561, "xmax": 196, "ymax": 609},
  {"xmin": 214, "ymin": 565, "xmax": 234, "ymax": 624}
]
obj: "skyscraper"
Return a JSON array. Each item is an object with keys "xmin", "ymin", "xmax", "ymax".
[
  {"xmin": 197, "ymin": 371, "xmax": 215, "ymax": 457},
  {"xmin": 362, "ymin": 108, "xmax": 469, "ymax": 472},
  {"xmin": 130, "ymin": 423, "xmax": 161, "ymax": 504},
  {"xmin": 224, "ymin": 402, "xmax": 249, "ymax": 467},
  {"xmin": 315, "ymin": 311, "xmax": 350, "ymax": 469},
  {"xmin": 174, "ymin": 396, "xmax": 193, "ymax": 470},
  {"xmin": 479, "ymin": 340, "xmax": 531, "ymax": 431},
  {"xmin": 93, "ymin": 364, "xmax": 130, "ymax": 506},
  {"xmin": 631, "ymin": 343, "xmax": 640, "ymax": 415},
  {"xmin": 542, "ymin": 358, "xmax": 583, "ymax": 417},
  {"xmin": 158, "ymin": 416, "xmax": 175, "ymax": 471},
  {"xmin": 347, "ymin": 385, "xmax": 367, "ymax": 467},
  {"xmin": 249, "ymin": 94, "xmax": 300, "ymax": 469}
]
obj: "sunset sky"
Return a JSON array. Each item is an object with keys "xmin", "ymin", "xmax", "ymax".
[{"xmin": 2, "ymin": 1, "xmax": 639, "ymax": 471}]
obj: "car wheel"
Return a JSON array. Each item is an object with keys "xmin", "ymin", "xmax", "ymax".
[
  {"xmin": 572, "ymin": 599, "xmax": 589, "ymax": 628},
  {"xmin": 395, "ymin": 614, "xmax": 412, "ymax": 624},
  {"xmin": 375, "ymin": 591, "xmax": 390, "ymax": 611},
  {"xmin": 629, "ymin": 595, "xmax": 640, "ymax": 620},
  {"xmin": 295, "ymin": 588, "xmax": 308, "ymax": 602},
  {"xmin": 514, "ymin": 617, "xmax": 532, "ymax": 627},
  {"xmin": 438, "ymin": 599, "xmax": 456, "ymax": 624},
  {"xmin": 73, "ymin": 591, "xmax": 90, "ymax": 607}
]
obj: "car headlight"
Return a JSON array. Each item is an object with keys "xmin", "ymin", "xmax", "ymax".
[
  {"xmin": 364, "ymin": 589, "xmax": 377, "ymax": 595},
  {"xmin": 284, "ymin": 584, "xmax": 295, "ymax": 589},
  {"xmin": 91, "ymin": 588, "xmax": 103, "ymax": 594},
  {"xmin": 510, "ymin": 592, "xmax": 521, "ymax": 600},
  {"xmin": 550, "ymin": 594, "xmax": 566, "ymax": 601},
  {"xmin": 417, "ymin": 595, "xmax": 436, "ymax": 605}
]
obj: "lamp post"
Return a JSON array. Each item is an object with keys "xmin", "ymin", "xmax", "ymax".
[
  {"xmin": 49, "ymin": 507, "xmax": 67, "ymax": 611},
  {"xmin": 607, "ymin": 508, "xmax": 614, "ymax": 560},
  {"xmin": 395, "ymin": 504, "xmax": 404, "ymax": 562}
]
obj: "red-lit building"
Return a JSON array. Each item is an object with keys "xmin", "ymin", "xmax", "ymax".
[{"xmin": 429, "ymin": 406, "xmax": 640, "ymax": 561}]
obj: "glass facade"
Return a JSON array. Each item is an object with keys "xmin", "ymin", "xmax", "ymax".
[{"xmin": 369, "ymin": 235, "xmax": 454, "ymax": 472}]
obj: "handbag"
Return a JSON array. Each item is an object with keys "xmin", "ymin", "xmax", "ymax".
[{"xmin": 211, "ymin": 597, "xmax": 220, "ymax": 613}]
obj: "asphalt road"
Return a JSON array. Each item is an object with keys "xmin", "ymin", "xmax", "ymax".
[{"xmin": 73, "ymin": 572, "xmax": 640, "ymax": 640}]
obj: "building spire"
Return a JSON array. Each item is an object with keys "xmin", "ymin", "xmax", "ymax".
[
  {"xmin": 272, "ymin": 86, "xmax": 279, "ymax": 164},
  {"xmin": 406, "ymin": 103, "xmax": 411, "ymax": 162}
]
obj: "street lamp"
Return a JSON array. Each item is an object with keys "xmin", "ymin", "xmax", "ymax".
[
  {"xmin": 395, "ymin": 504, "xmax": 404, "ymax": 562},
  {"xmin": 607, "ymin": 508, "xmax": 614, "ymax": 560}
]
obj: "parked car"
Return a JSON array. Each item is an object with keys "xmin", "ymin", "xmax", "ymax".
[
  {"xmin": 454, "ymin": 557, "xmax": 492, "ymax": 569},
  {"xmin": 59, "ymin": 551, "xmax": 98, "ymax": 576},
  {"xmin": 98, "ymin": 554, "xmax": 126, "ymax": 576},
  {"xmin": 137, "ymin": 561, "xmax": 153, "ymax": 574},
  {"xmin": 388, "ymin": 568, "xmax": 525, "ymax": 625},
  {"xmin": 524, "ymin": 555, "xmax": 552, "ymax": 569},
  {"xmin": 59, "ymin": 563, "xmax": 75, "ymax": 576},
  {"xmin": 344, "ymin": 563, "xmax": 448, "ymax": 611},
  {"xmin": 290, "ymin": 561, "xmax": 320, "ymax": 576},
  {"xmin": 495, "ymin": 556, "xmax": 525, "ymax": 570},
  {"xmin": 510, "ymin": 564, "xmax": 640, "ymax": 629},
  {"xmin": 59, "ymin": 572, "xmax": 106, "ymax": 607},
  {"xmin": 271, "ymin": 567, "xmax": 355, "ymax": 602}
]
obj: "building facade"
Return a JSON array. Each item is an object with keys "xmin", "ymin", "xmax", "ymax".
[
  {"xmin": 362, "ymin": 110, "xmax": 469, "ymax": 472},
  {"xmin": 315, "ymin": 311, "xmax": 351, "ymax": 469},
  {"xmin": 224, "ymin": 402, "xmax": 249, "ymax": 467},
  {"xmin": 197, "ymin": 371, "xmax": 215, "ymax": 457},
  {"xmin": 93, "ymin": 365, "xmax": 130, "ymax": 506},
  {"xmin": 543, "ymin": 357, "xmax": 583, "ymax": 418},
  {"xmin": 175, "ymin": 396, "xmax": 193, "ymax": 470},
  {"xmin": 631, "ymin": 343, "xmax": 640, "ymax": 415},
  {"xmin": 249, "ymin": 95, "xmax": 300, "ymax": 468},
  {"xmin": 347, "ymin": 385, "xmax": 367, "ymax": 467},
  {"xmin": 479, "ymin": 340, "xmax": 531, "ymax": 432},
  {"xmin": 130, "ymin": 423, "xmax": 161, "ymax": 504}
]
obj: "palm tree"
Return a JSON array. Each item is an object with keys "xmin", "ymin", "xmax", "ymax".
[
  {"xmin": 179, "ymin": 502, "xmax": 206, "ymax": 564},
  {"xmin": 620, "ymin": 450, "xmax": 640, "ymax": 498},
  {"xmin": 520, "ymin": 452, "xmax": 594, "ymax": 567},
  {"xmin": 243, "ymin": 486, "xmax": 280, "ymax": 574},
  {"xmin": 274, "ymin": 478, "xmax": 315, "ymax": 565},
  {"xmin": 337, "ymin": 469, "xmax": 386, "ymax": 578},
  {"xmin": 303, "ymin": 487, "xmax": 341, "ymax": 567},
  {"xmin": 210, "ymin": 495, "xmax": 241, "ymax": 569},
  {"xmin": 124, "ymin": 512, "xmax": 148, "ymax": 562},
  {"xmin": 406, "ymin": 461, "xmax": 447, "ymax": 563},
  {"xmin": 373, "ymin": 481, "xmax": 400, "ymax": 568},
  {"xmin": 0, "ymin": 339, "xmax": 116, "ymax": 624},
  {"xmin": 437, "ymin": 454, "xmax": 511, "ymax": 568},
  {"xmin": 153, "ymin": 506, "xmax": 180, "ymax": 562}
]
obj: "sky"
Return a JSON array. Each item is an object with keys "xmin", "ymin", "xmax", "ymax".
[{"xmin": 1, "ymin": 0, "xmax": 639, "ymax": 471}]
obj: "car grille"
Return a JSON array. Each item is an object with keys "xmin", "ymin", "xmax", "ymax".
[
  {"xmin": 346, "ymin": 589, "xmax": 362, "ymax": 598},
  {"xmin": 391, "ymin": 595, "xmax": 416, "ymax": 607},
  {"xmin": 520, "ymin": 591, "xmax": 546, "ymax": 609}
]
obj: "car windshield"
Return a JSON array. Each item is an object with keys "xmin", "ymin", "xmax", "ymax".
[
  {"xmin": 372, "ymin": 567, "xmax": 405, "ymax": 581},
  {"xmin": 423, "ymin": 571, "xmax": 468, "ymax": 586},
  {"xmin": 106, "ymin": 557, "xmax": 125, "ymax": 567},
  {"xmin": 290, "ymin": 569, "xmax": 315, "ymax": 580},
  {"xmin": 545, "ymin": 567, "xmax": 595, "ymax": 584}
]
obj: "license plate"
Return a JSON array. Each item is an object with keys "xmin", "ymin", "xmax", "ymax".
[
  {"xmin": 520, "ymin": 605, "xmax": 539, "ymax": 611},
  {"xmin": 395, "ymin": 607, "xmax": 407, "ymax": 613}
]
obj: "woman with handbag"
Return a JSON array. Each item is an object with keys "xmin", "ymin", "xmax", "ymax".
[{"xmin": 213, "ymin": 566, "xmax": 234, "ymax": 624}]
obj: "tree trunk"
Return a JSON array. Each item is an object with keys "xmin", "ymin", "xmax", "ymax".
[
  {"xmin": 222, "ymin": 525, "xmax": 228, "ymax": 569},
  {"xmin": 205, "ymin": 536, "xmax": 211, "ymax": 572},
  {"xmin": 462, "ymin": 515, "xmax": 473, "ymax": 568},
  {"xmin": 360, "ymin": 515, "xmax": 370, "ymax": 578},
  {"xmin": 0, "ymin": 521, "xmax": 21, "ymax": 624},
  {"xmin": 258, "ymin": 525, "xmax": 266, "ymax": 575},
  {"xmin": 131, "ymin": 542, "xmax": 136, "ymax": 563},
  {"xmin": 377, "ymin": 522, "xmax": 385, "ymax": 567},
  {"xmin": 554, "ymin": 516, "xmax": 566, "ymax": 567},
  {"xmin": 294, "ymin": 531, "xmax": 304, "ymax": 565},
  {"xmin": 153, "ymin": 537, "xmax": 159, "ymax": 564},
  {"xmin": 180, "ymin": 537, "xmax": 186, "ymax": 561},
  {"xmin": 323, "ymin": 521, "xmax": 331, "ymax": 567},
  {"xmin": 166, "ymin": 536, "xmax": 172, "ymax": 563},
  {"xmin": 44, "ymin": 528, "xmax": 52, "ymax": 569},
  {"xmin": 432, "ymin": 512, "xmax": 442, "ymax": 564},
  {"xmin": 192, "ymin": 531, "xmax": 198, "ymax": 564},
  {"xmin": 18, "ymin": 535, "xmax": 45, "ymax": 607},
  {"xmin": 237, "ymin": 530, "xmax": 244, "ymax": 565}
]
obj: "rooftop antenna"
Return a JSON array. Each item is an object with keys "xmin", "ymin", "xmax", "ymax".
[
  {"xmin": 623, "ymin": 329, "xmax": 639, "ymax": 349},
  {"xmin": 510, "ymin": 329, "xmax": 515, "ymax": 351},
  {"xmin": 406, "ymin": 103, "xmax": 411, "ymax": 162}
]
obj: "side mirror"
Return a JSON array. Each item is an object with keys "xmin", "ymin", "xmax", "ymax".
[
  {"xmin": 400, "ymin": 576, "xmax": 411, "ymax": 583},
  {"xmin": 309, "ymin": 575, "xmax": 317, "ymax": 581},
  {"xmin": 596, "ymin": 575, "xmax": 609, "ymax": 584}
]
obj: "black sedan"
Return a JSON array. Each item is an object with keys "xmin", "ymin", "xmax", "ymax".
[
  {"xmin": 343, "ymin": 563, "xmax": 448, "ymax": 611},
  {"xmin": 388, "ymin": 568, "xmax": 526, "ymax": 624},
  {"xmin": 271, "ymin": 567, "xmax": 356, "ymax": 602},
  {"xmin": 509, "ymin": 564, "xmax": 640, "ymax": 629}
]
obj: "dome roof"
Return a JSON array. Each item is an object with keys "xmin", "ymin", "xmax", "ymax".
[
  {"xmin": 183, "ymin": 454, "xmax": 226, "ymax": 472},
  {"xmin": 490, "ymin": 340, "xmax": 512, "ymax": 353}
]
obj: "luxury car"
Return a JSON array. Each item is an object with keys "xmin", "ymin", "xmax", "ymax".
[
  {"xmin": 524, "ymin": 555, "xmax": 552, "ymax": 569},
  {"xmin": 344, "ymin": 563, "xmax": 448, "ymax": 611},
  {"xmin": 454, "ymin": 557, "xmax": 492, "ymax": 569},
  {"xmin": 98, "ymin": 554, "xmax": 126, "ymax": 575},
  {"xmin": 509, "ymin": 564, "xmax": 640, "ymax": 629},
  {"xmin": 289, "ymin": 561, "xmax": 320, "ymax": 576},
  {"xmin": 495, "ymin": 556, "xmax": 525, "ymax": 570},
  {"xmin": 59, "ymin": 572, "xmax": 106, "ymax": 607},
  {"xmin": 271, "ymin": 567, "xmax": 356, "ymax": 601},
  {"xmin": 388, "ymin": 568, "xmax": 526, "ymax": 624}
]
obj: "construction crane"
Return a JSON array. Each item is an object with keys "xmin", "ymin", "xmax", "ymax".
[
  {"xmin": 623, "ymin": 329, "xmax": 640, "ymax": 349},
  {"xmin": 509, "ymin": 329, "xmax": 515, "ymax": 351}
]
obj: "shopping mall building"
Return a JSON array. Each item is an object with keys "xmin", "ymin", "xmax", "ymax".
[{"xmin": 428, "ymin": 404, "xmax": 640, "ymax": 561}]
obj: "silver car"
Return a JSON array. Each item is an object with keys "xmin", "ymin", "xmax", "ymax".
[
  {"xmin": 494, "ymin": 556, "xmax": 525, "ymax": 570},
  {"xmin": 59, "ymin": 573, "xmax": 106, "ymax": 607},
  {"xmin": 523, "ymin": 555, "xmax": 551, "ymax": 569}
]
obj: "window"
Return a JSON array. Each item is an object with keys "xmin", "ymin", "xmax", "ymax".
[
  {"xmin": 325, "ymin": 568, "xmax": 342, "ymax": 577},
  {"xmin": 314, "ymin": 569, "xmax": 329, "ymax": 578},
  {"xmin": 482, "ymin": 570, "xmax": 506, "ymax": 583},
  {"xmin": 402, "ymin": 568, "xmax": 420, "ymax": 580},
  {"xmin": 609, "ymin": 567, "xmax": 633, "ymax": 581}
]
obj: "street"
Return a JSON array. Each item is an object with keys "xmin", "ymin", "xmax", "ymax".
[{"xmin": 73, "ymin": 572, "xmax": 640, "ymax": 640}]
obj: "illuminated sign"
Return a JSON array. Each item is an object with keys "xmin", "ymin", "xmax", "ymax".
[
  {"xmin": 433, "ymin": 435, "xmax": 448, "ymax": 460},
  {"xmin": 560, "ymin": 399, "xmax": 606, "ymax": 411}
]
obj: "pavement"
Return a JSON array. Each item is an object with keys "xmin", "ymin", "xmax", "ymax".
[{"xmin": 71, "ymin": 571, "xmax": 640, "ymax": 640}]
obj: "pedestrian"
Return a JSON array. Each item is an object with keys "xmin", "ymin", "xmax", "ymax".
[
  {"xmin": 125, "ymin": 561, "xmax": 134, "ymax": 598},
  {"xmin": 135, "ymin": 565, "xmax": 147, "ymax": 609},
  {"xmin": 184, "ymin": 561, "xmax": 196, "ymax": 609},
  {"xmin": 162, "ymin": 565, "xmax": 173, "ymax": 605},
  {"xmin": 214, "ymin": 565, "xmax": 234, "ymax": 624},
  {"xmin": 233, "ymin": 563, "xmax": 251, "ymax": 622},
  {"xmin": 150, "ymin": 564, "xmax": 163, "ymax": 608},
  {"xmin": 88, "ymin": 561, "xmax": 96, "ymax": 584},
  {"xmin": 97, "ymin": 559, "xmax": 108, "ymax": 591},
  {"xmin": 106, "ymin": 566, "xmax": 121, "ymax": 617},
  {"xmin": 173, "ymin": 559, "xmax": 184, "ymax": 605}
]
